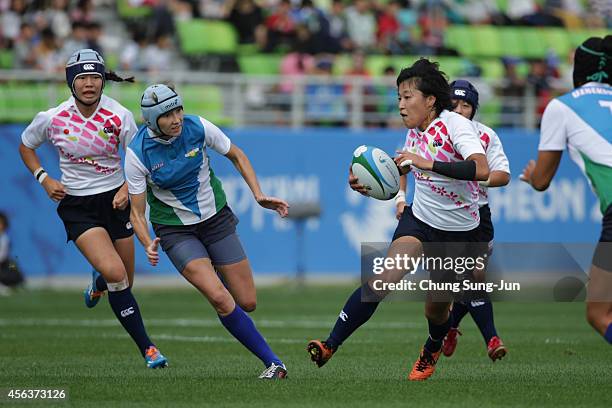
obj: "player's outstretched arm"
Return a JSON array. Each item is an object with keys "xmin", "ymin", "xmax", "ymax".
[
  {"xmin": 520, "ymin": 151, "xmax": 563, "ymax": 191},
  {"xmin": 225, "ymin": 144, "xmax": 289, "ymax": 217},
  {"xmin": 129, "ymin": 192, "xmax": 160, "ymax": 266}
]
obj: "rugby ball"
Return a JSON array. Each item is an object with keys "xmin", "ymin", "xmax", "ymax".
[{"xmin": 351, "ymin": 145, "xmax": 400, "ymax": 200}]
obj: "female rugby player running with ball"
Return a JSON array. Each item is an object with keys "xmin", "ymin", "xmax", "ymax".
[
  {"xmin": 307, "ymin": 59, "xmax": 489, "ymax": 380},
  {"xmin": 19, "ymin": 49, "xmax": 167, "ymax": 369},
  {"xmin": 125, "ymin": 84, "xmax": 290, "ymax": 379}
]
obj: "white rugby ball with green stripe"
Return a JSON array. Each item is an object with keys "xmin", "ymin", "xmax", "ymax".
[{"xmin": 351, "ymin": 145, "xmax": 400, "ymax": 200}]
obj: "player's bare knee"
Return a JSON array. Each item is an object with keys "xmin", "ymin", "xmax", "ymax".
[
  {"xmin": 97, "ymin": 261, "xmax": 126, "ymax": 283},
  {"xmin": 239, "ymin": 299, "xmax": 257, "ymax": 312},
  {"xmin": 208, "ymin": 288, "xmax": 234, "ymax": 315}
]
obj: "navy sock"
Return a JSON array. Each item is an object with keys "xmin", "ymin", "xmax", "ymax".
[
  {"xmin": 605, "ymin": 323, "xmax": 612, "ymax": 344},
  {"xmin": 219, "ymin": 305, "xmax": 282, "ymax": 367},
  {"xmin": 424, "ymin": 315, "xmax": 452, "ymax": 353},
  {"xmin": 107, "ymin": 287, "xmax": 154, "ymax": 356},
  {"xmin": 450, "ymin": 302, "xmax": 469, "ymax": 329},
  {"xmin": 95, "ymin": 272, "xmax": 108, "ymax": 291},
  {"xmin": 326, "ymin": 286, "xmax": 380, "ymax": 350},
  {"xmin": 469, "ymin": 299, "xmax": 498, "ymax": 343},
  {"xmin": 108, "ymin": 288, "xmax": 154, "ymax": 356}
]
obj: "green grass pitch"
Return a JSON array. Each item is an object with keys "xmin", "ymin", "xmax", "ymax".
[{"xmin": 1, "ymin": 286, "xmax": 611, "ymax": 407}]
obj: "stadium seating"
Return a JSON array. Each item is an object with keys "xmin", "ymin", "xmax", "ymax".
[
  {"xmin": 117, "ymin": 0, "xmax": 152, "ymax": 20},
  {"xmin": 0, "ymin": 50, "xmax": 14, "ymax": 70},
  {"xmin": 238, "ymin": 54, "xmax": 283, "ymax": 75},
  {"xmin": 445, "ymin": 25, "xmax": 605, "ymax": 60},
  {"xmin": 0, "ymin": 82, "xmax": 233, "ymax": 126},
  {"xmin": 177, "ymin": 20, "xmax": 238, "ymax": 56}
]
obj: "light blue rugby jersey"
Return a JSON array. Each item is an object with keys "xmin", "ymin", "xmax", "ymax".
[
  {"xmin": 125, "ymin": 114, "xmax": 231, "ymax": 225},
  {"xmin": 539, "ymin": 82, "xmax": 612, "ymax": 213}
]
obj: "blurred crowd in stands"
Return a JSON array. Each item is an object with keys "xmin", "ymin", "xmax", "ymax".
[
  {"xmin": 1, "ymin": 0, "xmax": 609, "ymax": 72},
  {"xmin": 0, "ymin": 0, "xmax": 607, "ymax": 127}
]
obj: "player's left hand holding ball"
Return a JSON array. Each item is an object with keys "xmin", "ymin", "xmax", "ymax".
[
  {"xmin": 112, "ymin": 188, "xmax": 129, "ymax": 210},
  {"xmin": 256, "ymin": 195, "xmax": 289, "ymax": 218},
  {"xmin": 394, "ymin": 151, "xmax": 429, "ymax": 174}
]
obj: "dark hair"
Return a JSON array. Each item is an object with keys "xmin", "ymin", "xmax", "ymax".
[
  {"xmin": 573, "ymin": 35, "xmax": 611, "ymax": 87},
  {"xmin": 396, "ymin": 58, "xmax": 452, "ymax": 116},
  {"xmin": 0, "ymin": 212, "xmax": 8, "ymax": 229}
]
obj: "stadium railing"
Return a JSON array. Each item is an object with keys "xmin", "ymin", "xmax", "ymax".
[{"xmin": 0, "ymin": 69, "xmax": 568, "ymax": 129}]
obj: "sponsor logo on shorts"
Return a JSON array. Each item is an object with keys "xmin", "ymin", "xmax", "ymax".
[
  {"xmin": 120, "ymin": 307, "xmax": 134, "ymax": 317},
  {"xmin": 339, "ymin": 310, "xmax": 348, "ymax": 322},
  {"xmin": 126, "ymin": 222, "xmax": 133, "ymax": 230},
  {"xmin": 152, "ymin": 162, "xmax": 164, "ymax": 171}
]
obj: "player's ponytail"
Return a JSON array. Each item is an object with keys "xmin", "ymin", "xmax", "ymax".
[{"xmin": 105, "ymin": 71, "xmax": 135, "ymax": 84}]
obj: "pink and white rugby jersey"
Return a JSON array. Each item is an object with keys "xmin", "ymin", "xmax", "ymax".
[
  {"xmin": 403, "ymin": 110, "xmax": 485, "ymax": 231},
  {"xmin": 474, "ymin": 121, "xmax": 510, "ymax": 207},
  {"xmin": 21, "ymin": 95, "xmax": 137, "ymax": 196}
]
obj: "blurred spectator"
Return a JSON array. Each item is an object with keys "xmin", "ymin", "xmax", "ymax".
[
  {"xmin": 171, "ymin": 0, "xmax": 196, "ymax": 21},
  {"xmin": 396, "ymin": 0, "xmax": 419, "ymax": 54},
  {"xmin": 499, "ymin": 56, "xmax": 526, "ymax": 127},
  {"xmin": 508, "ymin": 0, "xmax": 564, "ymax": 26},
  {"xmin": 418, "ymin": 2, "xmax": 453, "ymax": 55},
  {"xmin": 279, "ymin": 41, "xmax": 315, "ymax": 93},
  {"xmin": 0, "ymin": 212, "xmax": 25, "ymax": 294},
  {"xmin": 345, "ymin": 0, "xmax": 376, "ymax": 51},
  {"xmin": 264, "ymin": 0, "xmax": 297, "ymax": 52},
  {"xmin": 296, "ymin": 0, "xmax": 332, "ymax": 54},
  {"xmin": 142, "ymin": 34, "xmax": 175, "ymax": 72},
  {"xmin": 151, "ymin": 0, "xmax": 176, "ymax": 38},
  {"xmin": 34, "ymin": 27, "xmax": 63, "ymax": 73},
  {"xmin": 1, "ymin": 0, "xmax": 28, "ymax": 46},
  {"xmin": 305, "ymin": 58, "xmax": 347, "ymax": 126},
  {"xmin": 45, "ymin": 0, "xmax": 71, "ymax": 40},
  {"xmin": 85, "ymin": 21, "xmax": 103, "ymax": 55},
  {"xmin": 226, "ymin": 0, "xmax": 265, "ymax": 45},
  {"xmin": 545, "ymin": 0, "xmax": 583, "ymax": 28},
  {"xmin": 451, "ymin": 0, "xmax": 503, "ymax": 25},
  {"xmin": 70, "ymin": 0, "xmax": 94, "ymax": 23},
  {"xmin": 14, "ymin": 22, "xmax": 37, "ymax": 69},
  {"xmin": 120, "ymin": 28, "xmax": 148, "ymax": 71},
  {"xmin": 527, "ymin": 58, "xmax": 553, "ymax": 122},
  {"xmin": 61, "ymin": 21, "xmax": 88, "ymax": 61},
  {"xmin": 585, "ymin": 0, "xmax": 611, "ymax": 28},
  {"xmin": 326, "ymin": 0, "xmax": 352, "ymax": 53},
  {"xmin": 377, "ymin": 1, "xmax": 401, "ymax": 53},
  {"xmin": 376, "ymin": 65, "xmax": 402, "ymax": 128},
  {"xmin": 200, "ymin": 0, "xmax": 226, "ymax": 18}
]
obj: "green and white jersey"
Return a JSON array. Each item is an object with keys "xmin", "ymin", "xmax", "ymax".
[
  {"xmin": 125, "ymin": 115, "xmax": 230, "ymax": 225},
  {"xmin": 538, "ymin": 82, "xmax": 612, "ymax": 213}
]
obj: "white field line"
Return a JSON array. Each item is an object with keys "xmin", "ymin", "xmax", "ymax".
[{"xmin": 0, "ymin": 317, "xmax": 422, "ymax": 330}]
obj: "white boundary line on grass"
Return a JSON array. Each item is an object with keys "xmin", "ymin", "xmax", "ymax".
[{"xmin": 0, "ymin": 317, "xmax": 423, "ymax": 330}]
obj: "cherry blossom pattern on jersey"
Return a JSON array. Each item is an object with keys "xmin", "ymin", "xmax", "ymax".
[
  {"xmin": 477, "ymin": 130, "xmax": 491, "ymax": 199},
  {"xmin": 407, "ymin": 120, "xmax": 480, "ymax": 222},
  {"xmin": 48, "ymin": 107, "xmax": 122, "ymax": 175}
]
